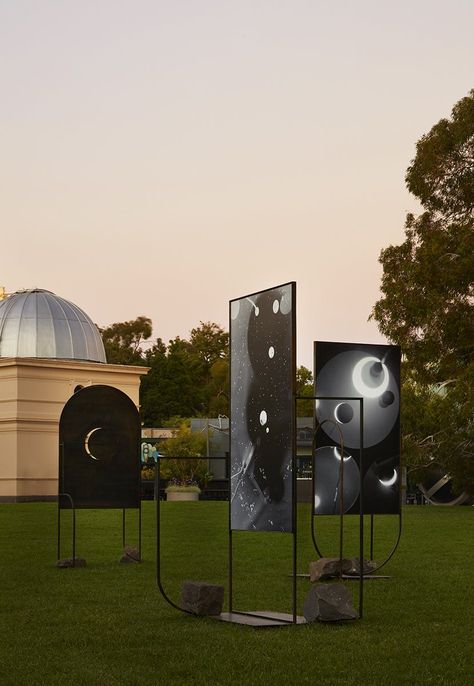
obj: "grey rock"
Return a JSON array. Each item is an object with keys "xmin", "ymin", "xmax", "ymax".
[
  {"xmin": 181, "ymin": 580, "xmax": 224, "ymax": 616},
  {"xmin": 309, "ymin": 557, "xmax": 352, "ymax": 582},
  {"xmin": 303, "ymin": 584, "xmax": 358, "ymax": 623},
  {"xmin": 56, "ymin": 557, "xmax": 86, "ymax": 568},
  {"xmin": 120, "ymin": 546, "xmax": 141, "ymax": 564},
  {"xmin": 346, "ymin": 557, "xmax": 377, "ymax": 575}
]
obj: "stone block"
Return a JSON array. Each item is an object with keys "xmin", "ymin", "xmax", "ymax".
[
  {"xmin": 303, "ymin": 583, "xmax": 358, "ymax": 623},
  {"xmin": 346, "ymin": 557, "xmax": 377, "ymax": 575},
  {"xmin": 56, "ymin": 557, "xmax": 86, "ymax": 568},
  {"xmin": 309, "ymin": 557, "xmax": 352, "ymax": 582},
  {"xmin": 120, "ymin": 546, "xmax": 141, "ymax": 563},
  {"xmin": 181, "ymin": 580, "xmax": 224, "ymax": 616}
]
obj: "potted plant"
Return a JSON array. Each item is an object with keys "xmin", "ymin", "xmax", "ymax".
[{"xmin": 159, "ymin": 423, "xmax": 212, "ymax": 501}]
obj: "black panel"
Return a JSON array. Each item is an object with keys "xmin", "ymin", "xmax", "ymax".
[
  {"xmin": 314, "ymin": 342, "xmax": 401, "ymax": 515},
  {"xmin": 230, "ymin": 283, "xmax": 296, "ymax": 532},
  {"xmin": 59, "ymin": 385, "xmax": 140, "ymax": 509}
]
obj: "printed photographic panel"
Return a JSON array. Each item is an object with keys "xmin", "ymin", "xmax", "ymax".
[
  {"xmin": 230, "ymin": 282, "xmax": 296, "ymax": 532},
  {"xmin": 59, "ymin": 385, "xmax": 141, "ymax": 509},
  {"xmin": 313, "ymin": 342, "xmax": 401, "ymax": 515}
]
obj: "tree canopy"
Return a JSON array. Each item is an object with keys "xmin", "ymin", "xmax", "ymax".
[
  {"xmin": 138, "ymin": 321, "xmax": 229, "ymax": 426},
  {"xmin": 371, "ymin": 89, "xmax": 474, "ymax": 495},
  {"xmin": 100, "ymin": 316, "xmax": 152, "ymax": 365}
]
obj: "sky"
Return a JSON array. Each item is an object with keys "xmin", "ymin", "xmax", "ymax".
[{"xmin": 1, "ymin": 0, "xmax": 473, "ymax": 369}]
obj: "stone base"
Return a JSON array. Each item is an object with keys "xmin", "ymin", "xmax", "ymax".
[
  {"xmin": 56, "ymin": 557, "xmax": 87, "ymax": 568},
  {"xmin": 181, "ymin": 581, "xmax": 224, "ymax": 615},
  {"xmin": 303, "ymin": 584, "xmax": 358, "ymax": 622}
]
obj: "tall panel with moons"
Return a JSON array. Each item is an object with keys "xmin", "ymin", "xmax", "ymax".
[
  {"xmin": 230, "ymin": 283, "xmax": 296, "ymax": 532},
  {"xmin": 314, "ymin": 342, "xmax": 401, "ymax": 515}
]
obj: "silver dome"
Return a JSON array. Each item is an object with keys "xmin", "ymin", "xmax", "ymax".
[{"xmin": 0, "ymin": 289, "xmax": 107, "ymax": 363}]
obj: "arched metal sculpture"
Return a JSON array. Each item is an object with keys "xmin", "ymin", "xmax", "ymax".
[{"xmin": 57, "ymin": 384, "xmax": 141, "ymax": 564}]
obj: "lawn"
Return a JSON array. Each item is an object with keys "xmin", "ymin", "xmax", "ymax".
[{"xmin": 0, "ymin": 502, "xmax": 472, "ymax": 685}]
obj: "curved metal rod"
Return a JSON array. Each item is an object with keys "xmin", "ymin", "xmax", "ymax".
[
  {"xmin": 155, "ymin": 455, "xmax": 228, "ymax": 617},
  {"xmin": 310, "ymin": 421, "xmax": 402, "ymax": 573},
  {"xmin": 310, "ymin": 419, "xmax": 346, "ymax": 566},
  {"xmin": 57, "ymin": 492, "xmax": 76, "ymax": 564}
]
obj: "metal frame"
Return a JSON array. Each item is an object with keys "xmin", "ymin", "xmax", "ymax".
[
  {"xmin": 228, "ymin": 281, "xmax": 300, "ymax": 626},
  {"xmin": 156, "ymin": 283, "xmax": 304, "ymax": 628},
  {"xmin": 57, "ymin": 443, "xmax": 142, "ymax": 566},
  {"xmin": 156, "ymin": 454, "xmax": 228, "ymax": 616},
  {"xmin": 300, "ymin": 396, "xmax": 365, "ymax": 618},
  {"xmin": 307, "ymin": 395, "xmax": 402, "ymax": 577},
  {"xmin": 156, "ymin": 454, "xmax": 305, "ymax": 628}
]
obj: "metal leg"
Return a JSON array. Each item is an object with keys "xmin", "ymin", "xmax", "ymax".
[
  {"xmin": 122, "ymin": 508, "xmax": 126, "ymax": 548},
  {"xmin": 370, "ymin": 514, "xmax": 374, "ymax": 561}
]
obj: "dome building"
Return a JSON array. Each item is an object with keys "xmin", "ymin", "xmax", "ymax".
[{"xmin": 0, "ymin": 289, "xmax": 148, "ymax": 501}]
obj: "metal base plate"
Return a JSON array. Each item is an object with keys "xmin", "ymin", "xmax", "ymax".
[
  {"xmin": 213, "ymin": 611, "xmax": 306, "ymax": 627},
  {"xmin": 296, "ymin": 573, "xmax": 391, "ymax": 580}
]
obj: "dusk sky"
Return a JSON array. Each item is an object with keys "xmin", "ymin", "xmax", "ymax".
[{"xmin": 2, "ymin": 1, "xmax": 473, "ymax": 368}]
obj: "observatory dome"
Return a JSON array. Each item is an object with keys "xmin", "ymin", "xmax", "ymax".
[{"xmin": 0, "ymin": 289, "xmax": 106, "ymax": 363}]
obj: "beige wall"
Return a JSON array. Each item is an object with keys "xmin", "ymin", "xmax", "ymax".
[{"xmin": 0, "ymin": 358, "xmax": 148, "ymax": 500}]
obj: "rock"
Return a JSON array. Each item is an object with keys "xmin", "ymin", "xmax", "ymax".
[
  {"xmin": 309, "ymin": 557, "xmax": 353, "ymax": 582},
  {"xmin": 56, "ymin": 557, "xmax": 86, "ymax": 568},
  {"xmin": 120, "ymin": 546, "xmax": 141, "ymax": 564},
  {"xmin": 181, "ymin": 580, "xmax": 224, "ymax": 616},
  {"xmin": 346, "ymin": 557, "xmax": 377, "ymax": 575},
  {"xmin": 303, "ymin": 584, "xmax": 358, "ymax": 623}
]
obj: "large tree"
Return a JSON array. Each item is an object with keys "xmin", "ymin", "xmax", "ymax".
[
  {"xmin": 371, "ymin": 89, "xmax": 474, "ymax": 494},
  {"xmin": 139, "ymin": 322, "xmax": 229, "ymax": 426},
  {"xmin": 100, "ymin": 316, "xmax": 152, "ymax": 365}
]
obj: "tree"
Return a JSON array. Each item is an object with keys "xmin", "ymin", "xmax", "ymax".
[
  {"xmin": 405, "ymin": 89, "xmax": 474, "ymax": 220},
  {"xmin": 189, "ymin": 321, "xmax": 229, "ymax": 368},
  {"xmin": 296, "ymin": 366, "xmax": 314, "ymax": 417},
  {"xmin": 372, "ymin": 213, "xmax": 473, "ymax": 383},
  {"xmin": 371, "ymin": 89, "xmax": 474, "ymax": 495},
  {"xmin": 158, "ymin": 422, "xmax": 211, "ymax": 488},
  {"xmin": 100, "ymin": 316, "xmax": 152, "ymax": 365},
  {"xmin": 139, "ymin": 322, "xmax": 229, "ymax": 426}
]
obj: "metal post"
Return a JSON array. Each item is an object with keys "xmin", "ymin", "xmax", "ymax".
[
  {"xmin": 370, "ymin": 514, "xmax": 374, "ymax": 561},
  {"xmin": 292, "ymin": 396, "xmax": 297, "ymax": 623},
  {"xmin": 358, "ymin": 398, "xmax": 364, "ymax": 619},
  {"xmin": 72, "ymin": 505, "xmax": 76, "ymax": 567},
  {"xmin": 57, "ymin": 501, "xmax": 61, "ymax": 561}
]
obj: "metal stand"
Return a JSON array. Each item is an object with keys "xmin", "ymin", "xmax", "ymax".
[
  {"xmin": 308, "ymin": 396, "xmax": 402, "ymax": 580},
  {"xmin": 303, "ymin": 396, "xmax": 365, "ymax": 619},
  {"xmin": 156, "ymin": 454, "xmax": 305, "ymax": 627},
  {"xmin": 57, "ymin": 441, "xmax": 142, "ymax": 566},
  {"xmin": 57, "ymin": 497, "xmax": 142, "ymax": 565}
]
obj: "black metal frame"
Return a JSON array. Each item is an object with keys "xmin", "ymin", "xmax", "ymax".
[
  {"xmin": 227, "ymin": 281, "xmax": 300, "ymax": 626},
  {"xmin": 301, "ymin": 395, "xmax": 365, "ymax": 618},
  {"xmin": 57, "ymin": 443, "xmax": 142, "ymax": 567},
  {"xmin": 156, "ymin": 283, "xmax": 304, "ymax": 628},
  {"xmin": 156, "ymin": 454, "xmax": 227, "ymax": 616},
  {"xmin": 155, "ymin": 453, "xmax": 305, "ymax": 628},
  {"xmin": 308, "ymin": 395, "xmax": 402, "ymax": 577}
]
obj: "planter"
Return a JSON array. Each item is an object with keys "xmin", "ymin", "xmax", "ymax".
[{"xmin": 166, "ymin": 491, "xmax": 200, "ymax": 502}]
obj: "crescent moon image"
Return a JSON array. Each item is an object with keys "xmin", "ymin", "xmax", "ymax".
[
  {"xmin": 352, "ymin": 355, "xmax": 389, "ymax": 398},
  {"xmin": 379, "ymin": 468, "xmax": 398, "ymax": 487},
  {"xmin": 84, "ymin": 427, "xmax": 102, "ymax": 460}
]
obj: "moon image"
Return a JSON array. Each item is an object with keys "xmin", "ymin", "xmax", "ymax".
[
  {"xmin": 84, "ymin": 427, "xmax": 102, "ymax": 460},
  {"xmin": 379, "ymin": 468, "xmax": 398, "ymax": 487}
]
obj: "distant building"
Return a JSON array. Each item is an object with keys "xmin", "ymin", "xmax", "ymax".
[{"xmin": 0, "ymin": 289, "xmax": 148, "ymax": 501}]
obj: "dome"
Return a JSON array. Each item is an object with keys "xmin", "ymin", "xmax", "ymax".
[{"xmin": 0, "ymin": 289, "xmax": 107, "ymax": 363}]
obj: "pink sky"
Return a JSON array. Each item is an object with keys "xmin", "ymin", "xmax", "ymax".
[{"xmin": 1, "ymin": 1, "xmax": 473, "ymax": 368}]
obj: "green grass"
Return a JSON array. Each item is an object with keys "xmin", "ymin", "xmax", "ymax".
[{"xmin": 0, "ymin": 502, "xmax": 473, "ymax": 685}]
